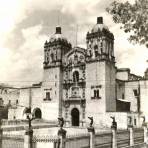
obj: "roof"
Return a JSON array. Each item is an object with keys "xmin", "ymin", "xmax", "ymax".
[
  {"xmin": 49, "ymin": 26, "xmax": 70, "ymax": 45},
  {"xmin": 117, "ymin": 68, "xmax": 130, "ymax": 72},
  {"xmin": 89, "ymin": 17, "xmax": 109, "ymax": 33},
  {"xmin": 117, "ymin": 99, "xmax": 130, "ymax": 103}
]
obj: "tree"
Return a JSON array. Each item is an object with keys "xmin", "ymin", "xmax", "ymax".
[{"xmin": 106, "ymin": 0, "xmax": 148, "ymax": 47}]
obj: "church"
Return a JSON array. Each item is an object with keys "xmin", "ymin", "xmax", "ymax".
[{"xmin": 3, "ymin": 17, "xmax": 148, "ymax": 129}]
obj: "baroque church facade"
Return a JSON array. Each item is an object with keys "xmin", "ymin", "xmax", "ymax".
[
  {"xmin": 4, "ymin": 17, "xmax": 148, "ymax": 128},
  {"xmin": 42, "ymin": 17, "xmax": 117, "ymax": 127}
]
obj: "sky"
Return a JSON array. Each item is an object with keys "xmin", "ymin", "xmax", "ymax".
[{"xmin": 0, "ymin": 0, "xmax": 147, "ymax": 86}]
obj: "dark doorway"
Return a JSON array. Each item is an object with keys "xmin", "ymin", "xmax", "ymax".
[
  {"xmin": 71, "ymin": 108, "xmax": 79, "ymax": 126},
  {"xmin": 33, "ymin": 108, "xmax": 42, "ymax": 119}
]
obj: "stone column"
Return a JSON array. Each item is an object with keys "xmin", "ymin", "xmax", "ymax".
[
  {"xmin": 143, "ymin": 124, "xmax": 148, "ymax": 144},
  {"xmin": 128, "ymin": 125, "xmax": 134, "ymax": 146},
  {"xmin": 24, "ymin": 129, "xmax": 33, "ymax": 148},
  {"xmin": 87, "ymin": 126, "xmax": 95, "ymax": 148},
  {"xmin": 111, "ymin": 118, "xmax": 117, "ymax": 148},
  {"xmin": 58, "ymin": 127, "xmax": 67, "ymax": 148},
  {"xmin": 111, "ymin": 126, "xmax": 117, "ymax": 148}
]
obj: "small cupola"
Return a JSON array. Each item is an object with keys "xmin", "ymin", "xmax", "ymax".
[
  {"xmin": 97, "ymin": 17, "xmax": 103, "ymax": 24},
  {"xmin": 90, "ymin": 17, "xmax": 109, "ymax": 33},
  {"xmin": 43, "ymin": 26, "xmax": 72, "ymax": 69},
  {"xmin": 86, "ymin": 17, "xmax": 115, "ymax": 63},
  {"xmin": 49, "ymin": 26, "xmax": 68, "ymax": 43},
  {"xmin": 55, "ymin": 26, "xmax": 61, "ymax": 34}
]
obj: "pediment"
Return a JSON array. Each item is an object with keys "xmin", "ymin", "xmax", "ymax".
[{"xmin": 63, "ymin": 47, "xmax": 86, "ymax": 66}]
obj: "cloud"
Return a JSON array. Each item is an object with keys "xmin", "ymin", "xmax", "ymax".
[{"xmin": 0, "ymin": 24, "xmax": 47, "ymax": 85}]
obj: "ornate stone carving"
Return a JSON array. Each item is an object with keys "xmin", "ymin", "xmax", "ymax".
[{"xmin": 63, "ymin": 100, "xmax": 70, "ymax": 108}]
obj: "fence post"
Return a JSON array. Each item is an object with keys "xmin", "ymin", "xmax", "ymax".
[
  {"xmin": 0, "ymin": 119, "xmax": 3, "ymax": 148},
  {"xmin": 128, "ymin": 125, "xmax": 134, "ymax": 146},
  {"xmin": 87, "ymin": 126, "xmax": 95, "ymax": 148},
  {"xmin": 143, "ymin": 123, "xmax": 148, "ymax": 144},
  {"xmin": 24, "ymin": 129, "xmax": 33, "ymax": 148},
  {"xmin": 58, "ymin": 127, "xmax": 67, "ymax": 148},
  {"xmin": 87, "ymin": 117, "xmax": 95, "ymax": 148},
  {"xmin": 111, "ymin": 117, "xmax": 117, "ymax": 148}
]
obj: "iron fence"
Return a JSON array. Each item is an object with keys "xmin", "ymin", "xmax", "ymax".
[{"xmin": 0, "ymin": 127, "xmax": 146, "ymax": 148}]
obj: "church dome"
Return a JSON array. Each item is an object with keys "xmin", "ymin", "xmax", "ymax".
[
  {"xmin": 49, "ymin": 26, "xmax": 69, "ymax": 44},
  {"xmin": 90, "ymin": 17, "xmax": 109, "ymax": 33}
]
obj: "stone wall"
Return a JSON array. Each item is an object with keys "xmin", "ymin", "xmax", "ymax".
[
  {"xmin": 125, "ymin": 81, "xmax": 139, "ymax": 112},
  {"xmin": 105, "ymin": 61, "xmax": 116, "ymax": 112},
  {"xmin": 42, "ymin": 66, "xmax": 63, "ymax": 118},
  {"xmin": 116, "ymin": 69, "xmax": 129, "ymax": 81},
  {"xmin": 85, "ymin": 61, "xmax": 106, "ymax": 116}
]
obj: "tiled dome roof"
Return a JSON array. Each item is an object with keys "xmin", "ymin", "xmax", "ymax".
[
  {"xmin": 49, "ymin": 26, "xmax": 69, "ymax": 43},
  {"xmin": 91, "ymin": 23, "xmax": 109, "ymax": 33},
  {"xmin": 90, "ymin": 17, "xmax": 109, "ymax": 33}
]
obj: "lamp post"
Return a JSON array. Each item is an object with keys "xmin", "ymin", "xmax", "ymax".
[
  {"xmin": 26, "ymin": 109, "xmax": 35, "ymax": 130},
  {"xmin": 24, "ymin": 107, "xmax": 35, "ymax": 148},
  {"xmin": 16, "ymin": 104, "xmax": 35, "ymax": 148}
]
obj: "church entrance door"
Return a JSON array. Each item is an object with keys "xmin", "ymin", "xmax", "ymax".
[{"xmin": 71, "ymin": 108, "xmax": 79, "ymax": 126}]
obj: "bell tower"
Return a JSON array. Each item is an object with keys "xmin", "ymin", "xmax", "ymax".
[
  {"xmin": 85, "ymin": 17, "xmax": 116, "ymax": 124},
  {"xmin": 86, "ymin": 17, "xmax": 115, "ymax": 63},
  {"xmin": 43, "ymin": 26, "xmax": 71, "ymax": 68},
  {"xmin": 42, "ymin": 27, "xmax": 72, "ymax": 120}
]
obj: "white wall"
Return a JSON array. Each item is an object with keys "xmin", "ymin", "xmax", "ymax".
[
  {"xmin": 116, "ymin": 71, "xmax": 129, "ymax": 81},
  {"xmin": 42, "ymin": 102, "xmax": 59, "ymax": 121}
]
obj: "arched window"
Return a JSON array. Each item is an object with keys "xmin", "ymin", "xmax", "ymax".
[
  {"xmin": 100, "ymin": 42, "xmax": 103, "ymax": 53},
  {"xmin": 73, "ymin": 71, "xmax": 79, "ymax": 82},
  {"xmin": 55, "ymin": 50, "xmax": 58, "ymax": 60},
  {"xmin": 51, "ymin": 53, "xmax": 54, "ymax": 61},
  {"xmin": 94, "ymin": 45, "xmax": 98, "ymax": 57},
  {"xmin": 45, "ymin": 52, "xmax": 49, "ymax": 63}
]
